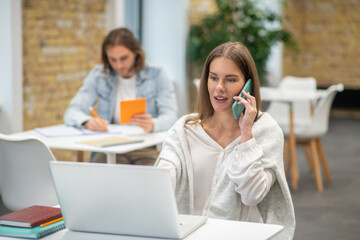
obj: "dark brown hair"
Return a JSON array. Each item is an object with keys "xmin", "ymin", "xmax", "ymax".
[
  {"xmin": 194, "ymin": 42, "xmax": 261, "ymax": 122},
  {"xmin": 101, "ymin": 28, "xmax": 145, "ymax": 73}
]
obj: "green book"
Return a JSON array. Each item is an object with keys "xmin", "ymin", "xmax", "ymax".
[{"xmin": 0, "ymin": 220, "xmax": 65, "ymax": 239}]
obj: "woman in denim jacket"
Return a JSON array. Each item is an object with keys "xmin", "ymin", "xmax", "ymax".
[{"xmin": 64, "ymin": 28, "xmax": 178, "ymax": 164}]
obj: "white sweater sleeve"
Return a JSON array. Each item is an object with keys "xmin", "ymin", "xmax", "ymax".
[
  {"xmin": 227, "ymin": 138, "xmax": 276, "ymax": 206},
  {"xmin": 157, "ymin": 160, "xmax": 177, "ymax": 190}
]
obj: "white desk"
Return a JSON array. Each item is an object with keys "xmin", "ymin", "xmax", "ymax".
[
  {"xmin": 261, "ymin": 87, "xmax": 324, "ymax": 190},
  {"xmin": 11, "ymin": 125, "xmax": 167, "ymax": 164},
  {"xmin": 0, "ymin": 219, "xmax": 283, "ymax": 240}
]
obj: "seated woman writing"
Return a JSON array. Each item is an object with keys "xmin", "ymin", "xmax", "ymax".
[{"xmin": 156, "ymin": 42, "xmax": 295, "ymax": 239}]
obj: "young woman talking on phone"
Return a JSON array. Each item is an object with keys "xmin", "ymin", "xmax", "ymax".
[{"xmin": 156, "ymin": 42, "xmax": 295, "ymax": 239}]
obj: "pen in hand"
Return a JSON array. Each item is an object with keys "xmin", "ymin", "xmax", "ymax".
[{"xmin": 88, "ymin": 107, "xmax": 108, "ymax": 131}]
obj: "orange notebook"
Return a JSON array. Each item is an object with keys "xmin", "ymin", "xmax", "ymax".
[
  {"xmin": 0, "ymin": 205, "xmax": 62, "ymax": 228},
  {"xmin": 120, "ymin": 98, "xmax": 146, "ymax": 124}
]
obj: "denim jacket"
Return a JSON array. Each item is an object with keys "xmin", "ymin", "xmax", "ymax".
[{"xmin": 64, "ymin": 64, "xmax": 178, "ymax": 132}]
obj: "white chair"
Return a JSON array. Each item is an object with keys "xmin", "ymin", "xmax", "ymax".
[
  {"xmin": 284, "ymin": 83, "xmax": 344, "ymax": 139},
  {"xmin": 0, "ymin": 134, "xmax": 58, "ymax": 211},
  {"xmin": 289, "ymin": 84, "xmax": 344, "ymax": 189},
  {"xmin": 271, "ymin": 83, "xmax": 344, "ymax": 191}
]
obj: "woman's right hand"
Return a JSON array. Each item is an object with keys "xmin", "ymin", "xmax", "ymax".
[
  {"xmin": 233, "ymin": 91, "xmax": 257, "ymax": 143},
  {"xmin": 84, "ymin": 118, "xmax": 109, "ymax": 132}
]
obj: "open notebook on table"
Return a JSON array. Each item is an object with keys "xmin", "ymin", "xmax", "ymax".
[{"xmin": 50, "ymin": 161, "xmax": 207, "ymax": 239}]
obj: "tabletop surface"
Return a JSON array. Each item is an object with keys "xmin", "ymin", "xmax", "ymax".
[
  {"xmin": 5, "ymin": 125, "xmax": 284, "ymax": 239},
  {"xmin": 0, "ymin": 218, "xmax": 283, "ymax": 240},
  {"xmin": 260, "ymin": 86, "xmax": 325, "ymax": 103},
  {"xmin": 10, "ymin": 124, "xmax": 167, "ymax": 154}
]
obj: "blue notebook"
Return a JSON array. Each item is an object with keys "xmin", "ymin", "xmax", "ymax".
[{"xmin": 0, "ymin": 220, "xmax": 65, "ymax": 239}]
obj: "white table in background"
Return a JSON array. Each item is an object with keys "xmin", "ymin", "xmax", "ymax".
[
  {"xmin": 11, "ymin": 124, "xmax": 167, "ymax": 164},
  {"xmin": 260, "ymin": 87, "xmax": 324, "ymax": 190},
  {"xmin": 0, "ymin": 218, "xmax": 283, "ymax": 240}
]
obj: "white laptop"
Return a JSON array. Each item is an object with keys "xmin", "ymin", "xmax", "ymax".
[{"xmin": 49, "ymin": 161, "xmax": 207, "ymax": 239}]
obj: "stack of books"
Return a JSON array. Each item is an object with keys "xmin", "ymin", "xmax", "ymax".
[{"xmin": 0, "ymin": 205, "xmax": 65, "ymax": 239}]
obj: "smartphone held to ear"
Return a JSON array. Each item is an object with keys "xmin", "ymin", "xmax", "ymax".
[{"xmin": 232, "ymin": 79, "xmax": 253, "ymax": 120}]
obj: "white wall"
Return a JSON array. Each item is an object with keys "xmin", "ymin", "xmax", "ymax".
[
  {"xmin": 124, "ymin": 0, "xmax": 141, "ymax": 40},
  {"xmin": 262, "ymin": 0, "xmax": 283, "ymax": 86},
  {"xmin": 141, "ymin": 0, "xmax": 189, "ymax": 115},
  {"xmin": 0, "ymin": 0, "xmax": 23, "ymax": 134},
  {"xmin": 105, "ymin": 0, "xmax": 125, "ymax": 32}
]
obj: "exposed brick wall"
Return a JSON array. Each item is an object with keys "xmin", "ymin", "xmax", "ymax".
[
  {"xmin": 22, "ymin": 0, "xmax": 106, "ymax": 161},
  {"xmin": 283, "ymin": 0, "xmax": 360, "ymax": 89}
]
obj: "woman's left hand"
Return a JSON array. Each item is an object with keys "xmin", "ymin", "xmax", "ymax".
[{"xmin": 233, "ymin": 91, "xmax": 257, "ymax": 143}]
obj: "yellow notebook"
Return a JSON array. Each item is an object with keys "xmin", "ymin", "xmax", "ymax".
[
  {"xmin": 79, "ymin": 137, "xmax": 143, "ymax": 147},
  {"xmin": 120, "ymin": 98, "xmax": 146, "ymax": 124}
]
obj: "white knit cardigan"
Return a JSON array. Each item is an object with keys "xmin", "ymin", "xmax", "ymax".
[{"xmin": 155, "ymin": 112, "xmax": 295, "ymax": 240}]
